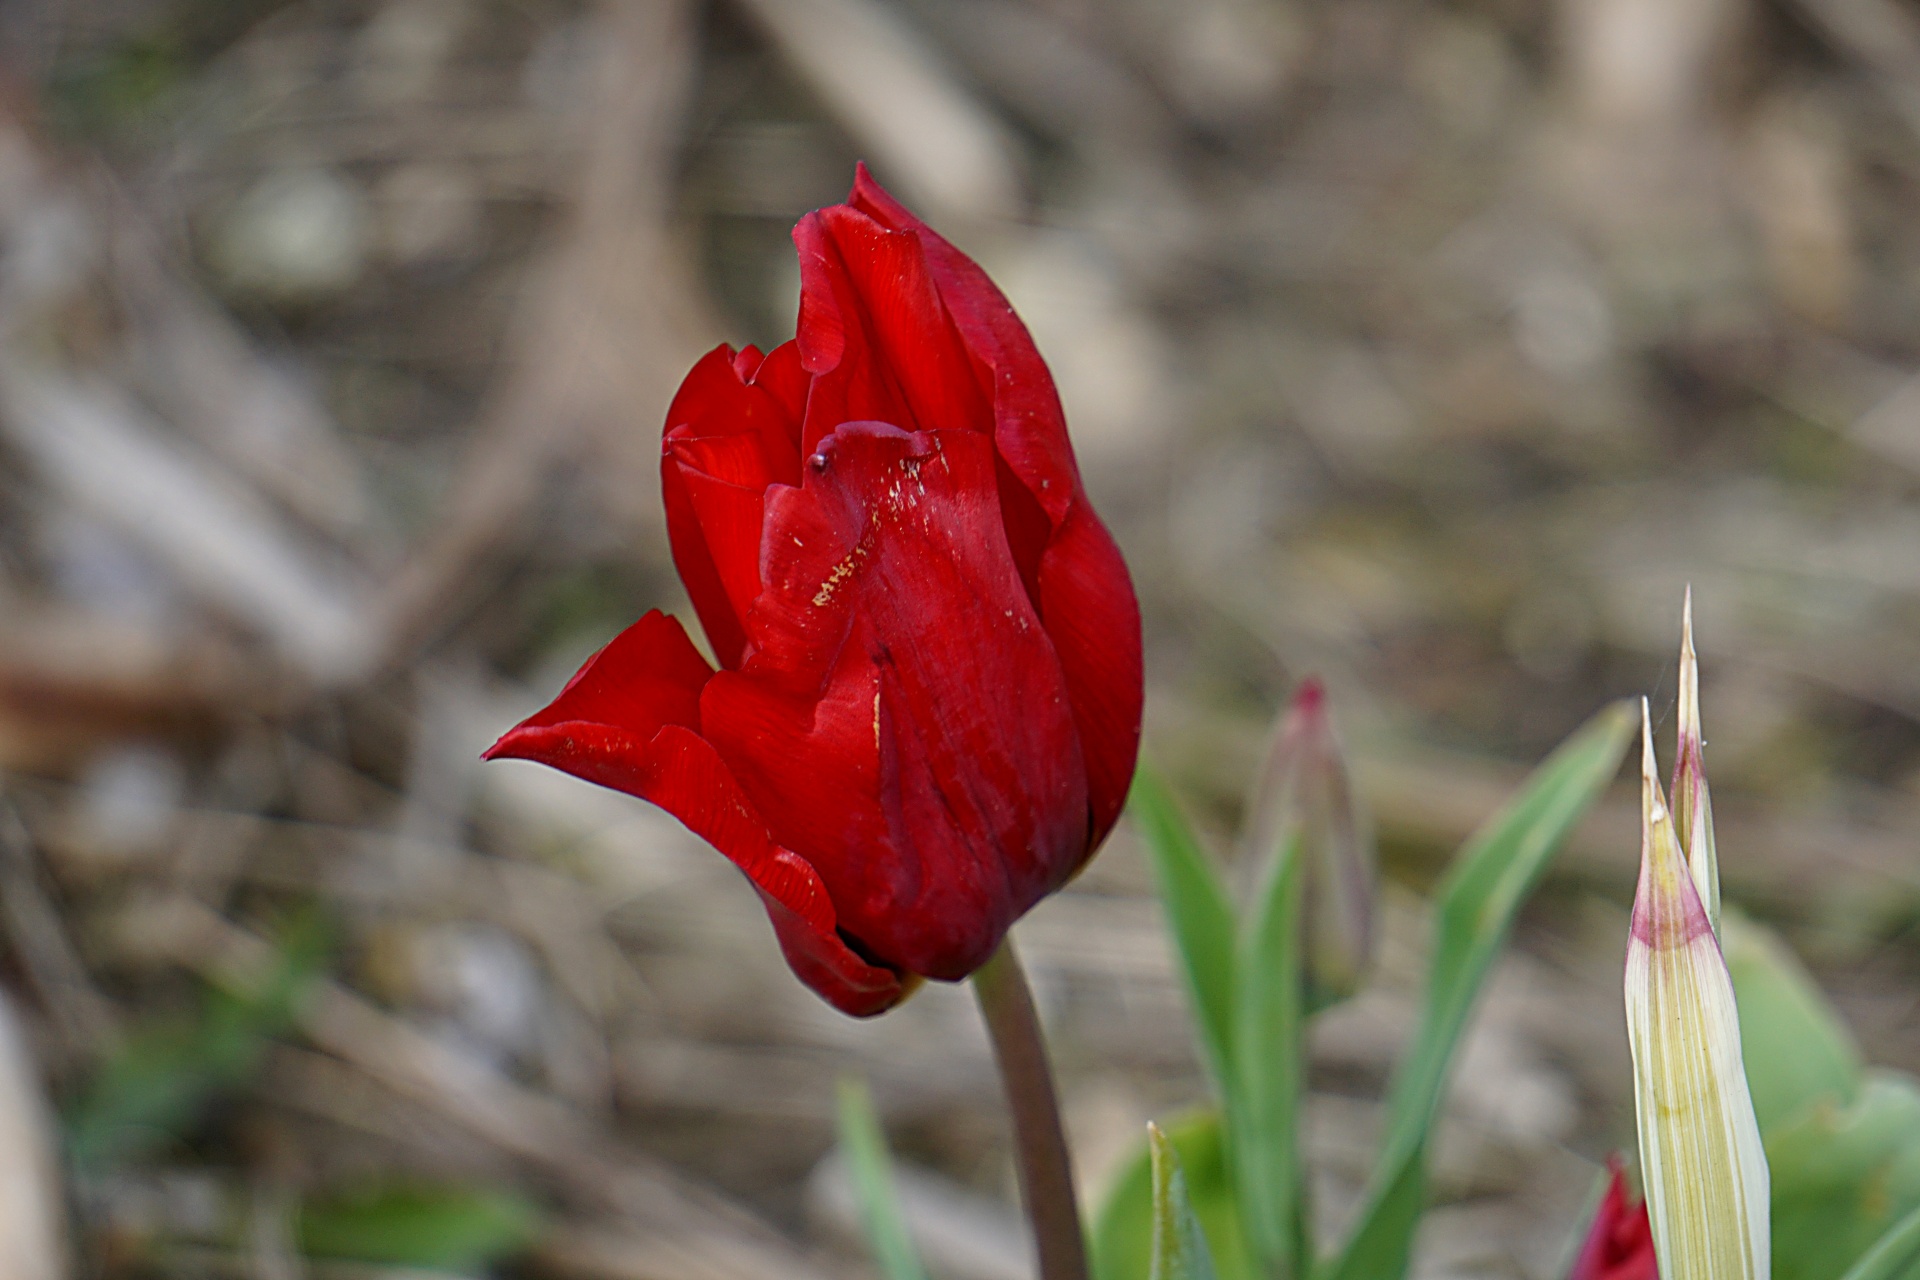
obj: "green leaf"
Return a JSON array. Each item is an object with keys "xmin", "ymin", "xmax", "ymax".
[
  {"xmin": 1837, "ymin": 1201, "xmax": 1920, "ymax": 1280},
  {"xmin": 1129, "ymin": 767, "xmax": 1238, "ymax": 1103},
  {"xmin": 835, "ymin": 1077, "xmax": 929, "ymax": 1280},
  {"xmin": 47, "ymin": 34, "xmax": 186, "ymax": 140},
  {"xmin": 1092, "ymin": 1111, "xmax": 1257, "ymax": 1280},
  {"xmin": 1322, "ymin": 700, "xmax": 1637, "ymax": 1280},
  {"xmin": 1319, "ymin": 1157, "xmax": 1427, "ymax": 1280},
  {"xmin": 1151, "ymin": 1124, "xmax": 1221, "ymax": 1280},
  {"xmin": 1768, "ymin": 1072, "xmax": 1920, "ymax": 1280},
  {"xmin": 66, "ymin": 914, "xmax": 329, "ymax": 1170},
  {"xmin": 1723, "ymin": 910, "xmax": 1862, "ymax": 1133},
  {"xmin": 1230, "ymin": 832, "xmax": 1306, "ymax": 1276},
  {"xmin": 298, "ymin": 1183, "xmax": 541, "ymax": 1271}
]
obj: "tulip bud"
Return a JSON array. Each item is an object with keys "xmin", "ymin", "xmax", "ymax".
[
  {"xmin": 1243, "ymin": 678, "xmax": 1374, "ymax": 1007},
  {"xmin": 1626, "ymin": 696, "xmax": 1769, "ymax": 1280},
  {"xmin": 1567, "ymin": 1156, "xmax": 1657, "ymax": 1280},
  {"xmin": 1672, "ymin": 588, "xmax": 1719, "ymax": 933}
]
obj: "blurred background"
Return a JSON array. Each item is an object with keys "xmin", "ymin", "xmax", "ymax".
[{"xmin": 0, "ymin": 0, "xmax": 1918, "ymax": 1274}]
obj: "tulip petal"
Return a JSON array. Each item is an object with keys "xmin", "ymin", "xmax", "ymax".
[
  {"xmin": 1627, "ymin": 701, "xmax": 1769, "ymax": 1280},
  {"xmin": 845, "ymin": 166, "xmax": 1143, "ymax": 841},
  {"xmin": 757, "ymin": 888, "xmax": 913, "ymax": 1018},
  {"xmin": 484, "ymin": 611, "xmax": 906, "ymax": 1016},
  {"xmin": 702, "ymin": 421, "xmax": 1089, "ymax": 980},
  {"xmin": 488, "ymin": 609, "xmax": 710, "ymax": 740},
  {"xmin": 665, "ymin": 436, "xmax": 780, "ymax": 645},
  {"xmin": 1567, "ymin": 1158, "xmax": 1657, "ymax": 1280},
  {"xmin": 1033, "ymin": 503, "xmax": 1144, "ymax": 839},
  {"xmin": 661, "ymin": 466, "xmax": 749, "ymax": 671},
  {"xmin": 749, "ymin": 339, "xmax": 811, "ymax": 425},
  {"xmin": 793, "ymin": 204, "xmax": 990, "ymax": 455},
  {"xmin": 661, "ymin": 345, "xmax": 807, "ymax": 669},
  {"xmin": 664, "ymin": 345, "xmax": 806, "ymax": 477},
  {"xmin": 846, "ymin": 166, "xmax": 1076, "ymax": 523}
]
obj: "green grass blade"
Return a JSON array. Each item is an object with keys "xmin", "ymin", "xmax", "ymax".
[
  {"xmin": 835, "ymin": 1077, "xmax": 929, "ymax": 1280},
  {"xmin": 67, "ymin": 913, "xmax": 328, "ymax": 1171},
  {"xmin": 1130, "ymin": 767, "xmax": 1238, "ymax": 1103},
  {"xmin": 1091, "ymin": 1111, "xmax": 1259, "ymax": 1280},
  {"xmin": 297, "ymin": 1183, "xmax": 542, "ymax": 1271},
  {"xmin": 1838, "ymin": 1201, "xmax": 1920, "ymax": 1280},
  {"xmin": 1151, "ymin": 1124, "xmax": 1223, "ymax": 1280},
  {"xmin": 1323, "ymin": 699, "xmax": 1636, "ymax": 1280},
  {"xmin": 1321, "ymin": 1158, "xmax": 1426, "ymax": 1280},
  {"xmin": 1230, "ymin": 833, "xmax": 1306, "ymax": 1277}
]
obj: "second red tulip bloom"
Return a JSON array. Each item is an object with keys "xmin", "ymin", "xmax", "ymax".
[{"xmin": 1569, "ymin": 1159, "xmax": 1658, "ymax": 1280}]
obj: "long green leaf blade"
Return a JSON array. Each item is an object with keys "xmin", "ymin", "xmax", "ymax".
[
  {"xmin": 1767, "ymin": 1070, "xmax": 1920, "ymax": 1280},
  {"xmin": 1323, "ymin": 699, "xmax": 1636, "ymax": 1280},
  {"xmin": 836, "ymin": 1077, "xmax": 930, "ymax": 1280},
  {"xmin": 298, "ymin": 1183, "xmax": 541, "ymax": 1271},
  {"xmin": 1231, "ymin": 832, "xmax": 1306, "ymax": 1277},
  {"xmin": 1838, "ymin": 1201, "xmax": 1920, "ymax": 1280},
  {"xmin": 1151, "ymin": 1124, "xmax": 1222, "ymax": 1280},
  {"xmin": 1723, "ymin": 909, "xmax": 1861, "ymax": 1132},
  {"xmin": 1130, "ymin": 767, "xmax": 1238, "ymax": 1103}
]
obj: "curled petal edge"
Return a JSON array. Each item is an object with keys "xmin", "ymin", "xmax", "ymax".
[
  {"xmin": 483, "ymin": 613, "xmax": 907, "ymax": 1017},
  {"xmin": 488, "ymin": 719, "xmax": 908, "ymax": 1016}
]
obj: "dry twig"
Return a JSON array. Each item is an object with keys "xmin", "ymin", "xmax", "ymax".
[{"xmin": 112, "ymin": 896, "xmax": 836, "ymax": 1280}]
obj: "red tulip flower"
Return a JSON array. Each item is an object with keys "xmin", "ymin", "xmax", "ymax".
[
  {"xmin": 1569, "ymin": 1158, "xmax": 1659, "ymax": 1280},
  {"xmin": 486, "ymin": 167, "xmax": 1143, "ymax": 1017}
]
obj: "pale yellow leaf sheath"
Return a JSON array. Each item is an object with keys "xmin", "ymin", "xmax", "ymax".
[{"xmin": 1626, "ymin": 697, "xmax": 1769, "ymax": 1280}]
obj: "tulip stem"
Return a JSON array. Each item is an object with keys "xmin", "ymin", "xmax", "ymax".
[{"xmin": 972, "ymin": 939, "xmax": 1089, "ymax": 1280}]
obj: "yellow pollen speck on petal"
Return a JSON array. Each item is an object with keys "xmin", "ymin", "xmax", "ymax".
[{"xmin": 811, "ymin": 544, "xmax": 868, "ymax": 607}]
